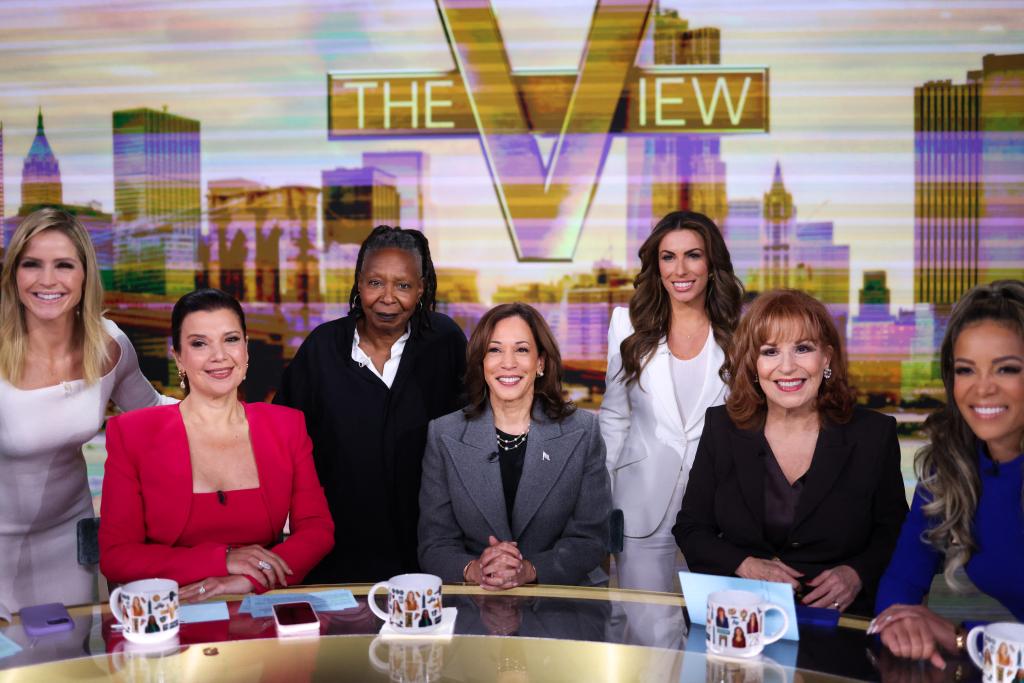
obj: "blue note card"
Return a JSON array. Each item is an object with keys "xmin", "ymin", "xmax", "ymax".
[
  {"xmin": 180, "ymin": 601, "xmax": 230, "ymax": 624},
  {"xmin": 240, "ymin": 589, "xmax": 358, "ymax": 618},
  {"xmin": 0, "ymin": 632, "xmax": 22, "ymax": 659},
  {"xmin": 679, "ymin": 571, "xmax": 799, "ymax": 641}
]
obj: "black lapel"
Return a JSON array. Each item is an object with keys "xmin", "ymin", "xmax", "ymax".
[
  {"xmin": 791, "ymin": 421, "xmax": 854, "ymax": 530},
  {"xmin": 731, "ymin": 427, "xmax": 767, "ymax": 530}
]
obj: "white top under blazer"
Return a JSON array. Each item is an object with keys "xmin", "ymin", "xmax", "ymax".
[{"xmin": 599, "ymin": 306, "xmax": 727, "ymax": 538}]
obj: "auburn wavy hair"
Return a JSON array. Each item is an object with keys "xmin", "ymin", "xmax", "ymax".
[
  {"xmin": 463, "ymin": 303, "xmax": 575, "ymax": 422},
  {"xmin": 617, "ymin": 210, "xmax": 743, "ymax": 387},
  {"xmin": 725, "ymin": 289, "xmax": 855, "ymax": 430}
]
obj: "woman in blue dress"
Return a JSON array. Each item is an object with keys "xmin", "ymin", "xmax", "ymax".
[{"xmin": 873, "ymin": 280, "xmax": 1024, "ymax": 668}]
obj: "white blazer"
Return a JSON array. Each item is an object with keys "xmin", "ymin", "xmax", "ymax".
[{"xmin": 599, "ymin": 306, "xmax": 727, "ymax": 538}]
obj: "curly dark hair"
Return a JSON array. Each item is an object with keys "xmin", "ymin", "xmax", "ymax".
[
  {"xmin": 348, "ymin": 225, "xmax": 438, "ymax": 334},
  {"xmin": 618, "ymin": 210, "xmax": 743, "ymax": 387},
  {"xmin": 463, "ymin": 303, "xmax": 575, "ymax": 422},
  {"xmin": 725, "ymin": 289, "xmax": 855, "ymax": 430}
]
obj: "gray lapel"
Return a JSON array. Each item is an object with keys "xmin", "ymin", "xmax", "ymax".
[
  {"xmin": 444, "ymin": 407, "xmax": 513, "ymax": 540},
  {"xmin": 510, "ymin": 407, "xmax": 582, "ymax": 538}
]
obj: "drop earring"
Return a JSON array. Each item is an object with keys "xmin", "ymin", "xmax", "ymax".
[
  {"xmin": 177, "ymin": 369, "xmax": 186, "ymax": 391},
  {"xmin": 823, "ymin": 366, "xmax": 832, "ymax": 380}
]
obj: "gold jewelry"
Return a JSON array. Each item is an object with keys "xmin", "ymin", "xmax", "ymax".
[
  {"xmin": 955, "ymin": 624, "xmax": 968, "ymax": 653},
  {"xmin": 177, "ymin": 368, "xmax": 186, "ymax": 390},
  {"xmin": 463, "ymin": 559, "xmax": 475, "ymax": 582}
]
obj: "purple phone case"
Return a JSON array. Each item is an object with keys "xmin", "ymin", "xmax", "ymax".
[{"xmin": 20, "ymin": 603, "xmax": 74, "ymax": 637}]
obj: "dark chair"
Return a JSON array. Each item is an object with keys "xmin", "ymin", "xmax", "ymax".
[{"xmin": 77, "ymin": 517, "xmax": 100, "ymax": 566}]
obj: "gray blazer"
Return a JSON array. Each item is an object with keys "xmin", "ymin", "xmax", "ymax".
[{"xmin": 418, "ymin": 404, "xmax": 611, "ymax": 586}]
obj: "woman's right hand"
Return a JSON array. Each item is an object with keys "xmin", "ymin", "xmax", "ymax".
[
  {"xmin": 736, "ymin": 556, "xmax": 803, "ymax": 590},
  {"xmin": 466, "ymin": 536, "xmax": 527, "ymax": 590},
  {"xmin": 226, "ymin": 545, "xmax": 292, "ymax": 589},
  {"xmin": 180, "ymin": 575, "xmax": 253, "ymax": 603}
]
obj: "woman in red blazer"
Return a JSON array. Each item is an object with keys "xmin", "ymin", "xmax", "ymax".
[{"xmin": 99, "ymin": 289, "xmax": 334, "ymax": 601}]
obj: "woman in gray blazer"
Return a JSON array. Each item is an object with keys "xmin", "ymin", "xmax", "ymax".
[{"xmin": 418, "ymin": 303, "xmax": 611, "ymax": 588}]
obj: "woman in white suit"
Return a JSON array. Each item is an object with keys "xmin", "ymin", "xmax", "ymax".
[{"xmin": 601, "ymin": 210, "xmax": 743, "ymax": 593}]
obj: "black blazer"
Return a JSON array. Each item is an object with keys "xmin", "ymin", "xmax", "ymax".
[
  {"xmin": 673, "ymin": 405, "xmax": 908, "ymax": 615},
  {"xmin": 275, "ymin": 311, "xmax": 466, "ymax": 583}
]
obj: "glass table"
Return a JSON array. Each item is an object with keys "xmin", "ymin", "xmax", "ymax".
[{"xmin": 0, "ymin": 585, "xmax": 980, "ymax": 681}]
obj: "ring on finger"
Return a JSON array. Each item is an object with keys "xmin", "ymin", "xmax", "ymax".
[
  {"xmin": 257, "ymin": 560, "xmax": 272, "ymax": 571},
  {"xmin": 831, "ymin": 600, "xmax": 840, "ymax": 609},
  {"xmin": 198, "ymin": 585, "xmax": 207, "ymax": 596}
]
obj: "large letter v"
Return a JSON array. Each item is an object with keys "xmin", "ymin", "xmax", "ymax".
[{"xmin": 436, "ymin": 0, "xmax": 651, "ymax": 261}]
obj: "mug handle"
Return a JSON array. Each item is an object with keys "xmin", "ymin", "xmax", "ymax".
[
  {"xmin": 108, "ymin": 586, "xmax": 125, "ymax": 625},
  {"xmin": 368, "ymin": 581, "xmax": 391, "ymax": 622},
  {"xmin": 966, "ymin": 625, "xmax": 986, "ymax": 669},
  {"xmin": 761, "ymin": 603, "xmax": 790, "ymax": 645},
  {"xmin": 367, "ymin": 636, "xmax": 389, "ymax": 673}
]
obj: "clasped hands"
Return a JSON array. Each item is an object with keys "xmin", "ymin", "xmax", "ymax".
[
  {"xmin": 180, "ymin": 544, "xmax": 293, "ymax": 603},
  {"xmin": 736, "ymin": 556, "xmax": 862, "ymax": 612},
  {"xmin": 465, "ymin": 535, "xmax": 536, "ymax": 591}
]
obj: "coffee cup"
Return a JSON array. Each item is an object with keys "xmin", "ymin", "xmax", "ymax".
[
  {"xmin": 109, "ymin": 578, "xmax": 180, "ymax": 644},
  {"xmin": 369, "ymin": 573, "xmax": 444, "ymax": 632},
  {"xmin": 705, "ymin": 589, "xmax": 788, "ymax": 658},
  {"xmin": 369, "ymin": 637, "xmax": 445, "ymax": 682},
  {"xmin": 967, "ymin": 622, "xmax": 1024, "ymax": 683}
]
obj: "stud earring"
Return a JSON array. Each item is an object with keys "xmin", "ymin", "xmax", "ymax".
[
  {"xmin": 177, "ymin": 369, "xmax": 186, "ymax": 391},
  {"xmin": 537, "ymin": 369, "xmax": 544, "ymax": 377},
  {"xmin": 823, "ymin": 366, "xmax": 832, "ymax": 380},
  {"xmin": 752, "ymin": 374, "xmax": 760, "ymax": 384}
]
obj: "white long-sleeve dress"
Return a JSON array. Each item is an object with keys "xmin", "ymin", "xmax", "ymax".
[{"xmin": 0, "ymin": 318, "xmax": 174, "ymax": 612}]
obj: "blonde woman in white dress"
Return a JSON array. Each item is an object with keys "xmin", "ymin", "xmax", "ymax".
[{"xmin": 0, "ymin": 208, "xmax": 173, "ymax": 612}]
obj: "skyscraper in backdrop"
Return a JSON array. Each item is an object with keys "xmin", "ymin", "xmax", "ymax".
[{"xmin": 112, "ymin": 107, "xmax": 200, "ymax": 296}]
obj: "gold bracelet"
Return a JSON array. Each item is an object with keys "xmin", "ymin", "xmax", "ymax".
[
  {"xmin": 463, "ymin": 559, "xmax": 475, "ymax": 582},
  {"xmin": 955, "ymin": 624, "xmax": 968, "ymax": 653}
]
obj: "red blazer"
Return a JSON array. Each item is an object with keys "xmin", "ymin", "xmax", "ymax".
[{"xmin": 99, "ymin": 402, "xmax": 335, "ymax": 590}]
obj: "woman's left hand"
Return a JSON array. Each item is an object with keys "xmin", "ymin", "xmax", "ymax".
[
  {"xmin": 801, "ymin": 565, "xmax": 862, "ymax": 611},
  {"xmin": 180, "ymin": 575, "xmax": 253, "ymax": 603}
]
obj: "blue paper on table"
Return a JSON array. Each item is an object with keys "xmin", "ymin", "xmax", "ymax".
[
  {"xmin": 180, "ymin": 601, "xmax": 230, "ymax": 624},
  {"xmin": 679, "ymin": 571, "xmax": 799, "ymax": 641},
  {"xmin": 240, "ymin": 589, "xmax": 358, "ymax": 618},
  {"xmin": 795, "ymin": 604, "xmax": 840, "ymax": 629},
  {"xmin": 0, "ymin": 632, "xmax": 22, "ymax": 659}
]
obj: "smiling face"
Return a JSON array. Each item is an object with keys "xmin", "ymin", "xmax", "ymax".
[
  {"xmin": 756, "ymin": 320, "xmax": 832, "ymax": 415},
  {"xmin": 16, "ymin": 229, "xmax": 85, "ymax": 326},
  {"xmin": 174, "ymin": 308, "xmax": 248, "ymax": 399},
  {"xmin": 952, "ymin": 320, "xmax": 1024, "ymax": 462},
  {"xmin": 357, "ymin": 248, "xmax": 424, "ymax": 339},
  {"xmin": 484, "ymin": 315, "xmax": 544, "ymax": 408},
  {"xmin": 657, "ymin": 229, "xmax": 710, "ymax": 309}
]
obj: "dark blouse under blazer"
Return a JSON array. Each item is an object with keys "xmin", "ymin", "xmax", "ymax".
[{"xmin": 673, "ymin": 405, "xmax": 908, "ymax": 614}]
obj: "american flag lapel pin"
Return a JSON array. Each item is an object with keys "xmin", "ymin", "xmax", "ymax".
[{"xmin": 542, "ymin": 451, "xmax": 550, "ymax": 461}]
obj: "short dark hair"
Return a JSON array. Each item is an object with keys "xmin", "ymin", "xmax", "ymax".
[
  {"xmin": 463, "ymin": 303, "xmax": 575, "ymax": 422},
  {"xmin": 725, "ymin": 289, "xmax": 854, "ymax": 429},
  {"xmin": 348, "ymin": 225, "xmax": 437, "ymax": 333},
  {"xmin": 171, "ymin": 288, "xmax": 247, "ymax": 353}
]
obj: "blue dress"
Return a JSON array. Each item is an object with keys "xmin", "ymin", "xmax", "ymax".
[{"xmin": 875, "ymin": 449, "xmax": 1024, "ymax": 620}]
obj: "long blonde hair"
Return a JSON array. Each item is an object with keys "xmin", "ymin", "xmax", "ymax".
[
  {"xmin": 916, "ymin": 280, "xmax": 1024, "ymax": 591},
  {"xmin": 0, "ymin": 208, "xmax": 109, "ymax": 385}
]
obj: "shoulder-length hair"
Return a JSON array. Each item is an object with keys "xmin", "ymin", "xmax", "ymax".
[
  {"xmin": 0, "ymin": 208, "xmax": 109, "ymax": 385},
  {"xmin": 725, "ymin": 289, "xmax": 855, "ymax": 430},
  {"xmin": 915, "ymin": 279, "xmax": 1024, "ymax": 592},
  {"xmin": 618, "ymin": 210, "xmax": 743, "ymax": 387},
  {"xmin": 463, "ymin": 303, "xmax": 575, "ymax": 422},
  {"xmin": 347, "ymin": 225, "xmax": 437, "ymax": 335}
]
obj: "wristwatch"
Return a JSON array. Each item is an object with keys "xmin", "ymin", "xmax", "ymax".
[{"xmin": 955, "ymin": 623, "xmax": 968, "ymax": 653}]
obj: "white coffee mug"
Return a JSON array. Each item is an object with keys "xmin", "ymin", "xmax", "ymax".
[
  {"xmin": 109, "ymin": 578, "xmax": 180, "ymax": 644},
  {"xmin": 369, "ymin": 573, "xmax": 444, "ymax": 632},
  {"xmin": 705, "ymin": 589, "xmax": 789, "ymax": 658},
  {"xmin": 967, "ymin": 622, "xmax": 1024, "ymax": 683}
]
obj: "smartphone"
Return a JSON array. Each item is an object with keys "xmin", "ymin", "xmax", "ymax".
[
  {"xmin": 272, "ymin": 601, "xmax": 320, "ymax": 637},
  {"xmin": 20, "ymin": 603, "xmax": 74, "ymax": 637}
]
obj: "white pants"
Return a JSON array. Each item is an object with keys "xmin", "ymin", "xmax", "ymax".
[{"xmin": 614, "ymin": 467, "xmax": 688, "ymax": 593}]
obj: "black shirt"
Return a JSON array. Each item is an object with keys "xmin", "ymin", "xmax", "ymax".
[
  {"xmin": 495, "ymin": 428, "xmax": 527, "ymax": 521},
  {"xmin": 762, "ymin": 437, "xmax": 805, "ymax": 551}
]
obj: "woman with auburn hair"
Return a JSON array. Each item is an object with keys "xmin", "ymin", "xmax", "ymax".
[
  {"xmin": 873, "ymin": 280, "xmax": 1024, "ymax": 668},
  {"xmin": 600, "ymin": 210, "xmax": 743, "ymax": 592},
  {"xmin": 419, "ymin": 303, "xmax": 611, "ymax": 589},
  {"xmin": 674, "ymin": 289, "xmax": 907, "ymax": 615},
  {"xmin": 0, "ymin": 208, "xmax": 174, "ymax": 612}
]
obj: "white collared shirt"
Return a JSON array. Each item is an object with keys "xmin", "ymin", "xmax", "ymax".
[{"xmin": 351, "ymin": 325, "xmax": 411, "ymax": 389}]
